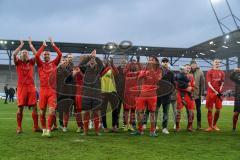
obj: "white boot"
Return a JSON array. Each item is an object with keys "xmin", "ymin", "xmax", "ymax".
[{"xmin": 162, "ymin": 128, "xmax": 170, "ymax": 134}]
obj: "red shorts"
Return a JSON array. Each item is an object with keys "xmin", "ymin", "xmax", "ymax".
[
  {"xmin": 206, "ymin": 93, "xmax": 222, "ymax": 110},
  {"xmin": 135, "ymin": 96, "xmax": 157, "ymax": 112},
  {"xmin": 39, "ymin": 87, "xmax": 57, "ymax": 110},
  {"xmin": 17, "ymin": 85, "xmax": 36, "ymax": 107},
  {"xmin": 75, "ymin": 95, "xmax": 82, "ymax": 112},
  {"xmin": 123, "ymin": 94, "xmax": 136, "ymax": 110},
  {"xmin": 177, "ymin": 92, "xmax": 195, "ymax": 110}
]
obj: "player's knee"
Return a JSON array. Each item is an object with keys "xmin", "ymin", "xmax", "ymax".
[
  {"xmin": 208, "ymin": 109, "xmax": 213, "ymax": 112},
  {"xmin": 39, "ymin": 109, "xmax": 45, "ymax": 115},
  {"xmin": 32, "ymin": 106, "xmax": 38, "ymax": 113},
  {"xmin": 17, "ymin": 107, "xmax": 23, "ymax": 114},
  {"xmin": 137, "ymin": 110, "xmax": 144, "ymax": 114},
  {"xmin": 149, "ymin": 111, "xmax": 155, "ymax": 114},
  {"xmin": 49, "ymin": 108, "xmax": 55, "ymax": 115}
]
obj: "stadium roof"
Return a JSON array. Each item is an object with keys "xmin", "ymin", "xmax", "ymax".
[
  {"xmin": 0, "ymin": 29, "xmax": 240, "ymax": 59},
  {"xmin": 188, "ymin": 29, "xmax": 240, "ymax": 59}
]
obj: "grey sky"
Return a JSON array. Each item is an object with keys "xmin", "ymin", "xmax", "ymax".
[{"xmin": 0, "ymin": 0, "xmax": 239, "ymax": 48}]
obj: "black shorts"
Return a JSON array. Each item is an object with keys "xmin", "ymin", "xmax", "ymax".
[
  {"xmin": 82, "ymin": 96, "xmax": 102, "ymax": 111},
  {"xmin": 157, "ymin": 95, "xmax": 171, "ymax": 106},
  {"xmin": 57, "ymin": 95, "xmax": 75, "ymax": 112},
  {"xmin": 234, "ymin": 101, "xmax": 240, "ymax": 112}
]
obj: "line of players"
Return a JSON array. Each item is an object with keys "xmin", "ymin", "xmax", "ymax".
[{"xmin": 13, "ymin": 38, "xmax": 240, "ymax": 137}]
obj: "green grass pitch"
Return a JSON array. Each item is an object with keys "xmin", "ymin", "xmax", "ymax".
[{"xmin": 0, "ymin": 100, "xmax": 240, "ymax": 160}]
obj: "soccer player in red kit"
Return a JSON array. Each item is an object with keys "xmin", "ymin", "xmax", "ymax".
[
  {"xmin": 176, "ymin": 64, "xmax": 195, "ymax": 132},
  {"xmin": 74, "ymin": 56, "xmax": 85, "ymax": 133},
  {"xmin": 205, "ymin": 59, "xmax": 225, "ymax": 132},
  {"xmin": 13, "ymin": 39, "xmax": 41, "ymax": 134},
  {"xmin": 35, "ymin": 37, "xmax": 62, "ymax": 137},
  {"xmin": 132, "ymin": 56, "xmax": 162, "ymax": 137},
  {"xmin": 123, "ymin": 60, "xmax": 142, "ymax": 131}
]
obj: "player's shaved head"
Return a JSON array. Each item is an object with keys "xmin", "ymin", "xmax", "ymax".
[
  {"xmin": 213, "ymin": 58, "xmax": 221, "ymax": 70},
  {"xmin": 20, "ymin": 49, "xmax": 29, "ymax": 62},
  {"xmin": 43, "ymin": 51, "xmax": 50, "ymax": 62},
  {"xmin": 67, "ymin": 53, "xmax": 73, "ymax": 63}
]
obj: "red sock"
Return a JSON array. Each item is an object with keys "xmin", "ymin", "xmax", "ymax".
[
  {"xmin": 130, "ymin": 110, "xmax": 135, "ymax": 125},
  {"xmin": 47, "ymin": 114, "xmax": 54, "ymax": 130},
  {"xmin": 123, "ymin": 110, "xmax": 129, "ymax": 125},
  {"xmin": 150, "ymin": 123, "xmax": 155, "ymax": 133},
  {"xmin": 32, "ymin": 112, "xmax": 39, "ymax": 129},
  {"xmin": 137, "ymin": 112, "xmax": 143, "ymax": 132},
  {"xmin": 138, "ymin": 123, "xmax": 143, "ymax": 132},
  {"xmin": 17, "ymin": 112, "xmax": 23, "ymax": 128},
  {"xmin": 207, "ymin": 111, "xmax": 213, "ymax": 127},
  {"xmin": 213, "ymin": 111, "xmax": 220, "ymax": 126},
  {"xmin": 188, "ymin": 111, "xmax": 194, "ymax": 128},
  {"xmin": 83, "ymin": 112, "xmax": 90, "ymax": 132},
  {"xmin": 75, "ymin": 113, "xmax": 82, "ymax": 128},
  {"xmin": 63, "ymin": 112, "xmax": 70, "ymax": 128},
  {"xmin": 150, "ymin": 112, "xmax": 155, "ymax": 133},
  {"xmin": 188, "ymin": 118, "xmax": 192, "ymax": 129},
  {"xmin": 93, "ymin": 112, "xmax": 100, "ymax": 133},
  {"xmin": 176, "ymin": 111, "xmax": 181, "ymax": 129},
  {"xmin": 233, "ymin": 112, "xmax": 239, "ymax": 130},
  {"xmin": 40, "ymin": 114, "xmax": 46, "ymax": 129}
]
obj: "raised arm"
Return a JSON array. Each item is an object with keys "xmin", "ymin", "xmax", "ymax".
[
  {"xmin": 95, "ymin": 57, "xmax": 104, "ymax": 73},
  {"xmin": 90, "ymin": 49, "xmax": 104, "ymax": 73},
  {"xmin": 111, "ymin": 64, "xmax": 119, "ymax": 75},
  {"xmin": 35, "ymin": 41, "xmax": 47, "ymax": 66},
  {"xmin": 13, "ymin": 40, "xmax": 24, "ymax": 65},
  {"xmin": 79, "ymin": 56, "xmax": 91, "ymax": 73},
  {"xmin": 109, "ymin": 57, "xmax": 119, "ymax": 75},
  {"xmin": 28, "ymin": 37, "xmax": 37, "ymax": 55},
  {"xmin": 49, "ymin": 37, "xmax": 62, "ymax": 65}
]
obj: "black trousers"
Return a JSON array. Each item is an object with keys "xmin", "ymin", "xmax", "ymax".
[
  {"xmin": 101, "ymin": 92, "xmax": 120, "ymax": 128},
  {"xmin": 4, "ymin": 93, "xmax": 9, "ymax": 103},
  {"xmin": 115, "ymin": 98, "xmax": 122, "ymax": 128},
  {"xmin": 195, "ymin": 98, "xmax": 202, "ymax": 123},
  {"xmin": 9, "ymin": 95, "xmax": 14, "ymax": 102},
  {"xmin": 144, "ymin": 95, "xmax": 170, "ymax": 129},
  {"xmin": 156, "ymin": 96, "xmax": 171, "ymax": 129},
  {"xmin": 57, "ymin": 95, "xmax": 75, "ymax": 126}
]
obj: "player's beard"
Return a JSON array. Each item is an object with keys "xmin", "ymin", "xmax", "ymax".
[
  {"xmin": 191, "ymin": 68, "xmax": 196, "ymax": 72},
  {"xmin": 214, "ymin": 65, "xmax": 220, "ymax": 70},
  {"xmin": 147, "ymin": 63, "xmax": 157, "ymax": 71},
  {"xmin": 21, "ymin": 55, "xmax": 29, "ymax": 62},
  {"xmin": 44, "ymin": 57, "xmax": 50, "ymax": 62}
]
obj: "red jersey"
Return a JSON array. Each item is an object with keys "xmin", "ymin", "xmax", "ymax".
[
  {"xmin": 14, "ymin": 56, "xmax": 35, "ymax": 87},
  {"xmin": 36, "ymin": 45, "xmax": 62, "ymax": 88},
  {"xmin": 206, "ymin": 69, "xmax": 225, "ymax": 93},
  {"xmin": 124, "ymin": 62, "xmax": 142, "ymax": 95},
  {"xmin": 137, "ymin": 68, "xmax": 162, "ymax": 97}
]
